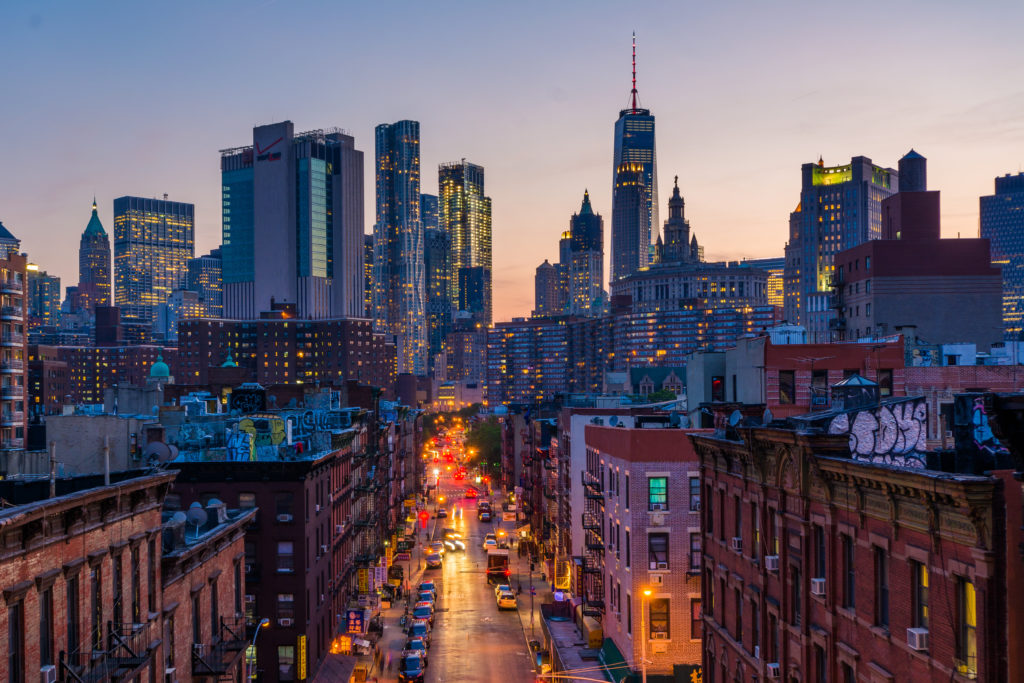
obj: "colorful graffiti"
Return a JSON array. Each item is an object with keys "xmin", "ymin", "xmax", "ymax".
[
  {"xmin": 828, "ymin": 398, "xmax": 928, "ymax": 467},
  {"xmin": 970, "ymin": 396, "xmax": 1009, "ymax": 457}
]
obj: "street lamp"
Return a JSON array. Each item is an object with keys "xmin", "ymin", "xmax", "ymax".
[
  {"xmin": 640, "ymin": 589, "xmax": 652, "ymax": 683},
  {"xmin": 248, "ymin": 617, "xmax": 270, "ymax": 681}
]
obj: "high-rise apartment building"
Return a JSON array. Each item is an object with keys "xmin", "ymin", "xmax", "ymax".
[
  {"xmin": 364, "ymin": 234, "xmax": 374, "ymax": 318},
  {"xmin": 980, "ymin": 172, "xmax": 1024, "ymax": 337},
  {"xmin": 567, "ymin": 190, "xmax": 605, "ymax": 316},
  {"xmin": 0, "ymin": 224, "xmax": 28, "ymax": 451},
  {"xmin": 611, "ymin": 36, "xmax": 657, "ymax": 282},
  {"xmin": 113, "ymin": 195, "xmax": 194, "ymax": 323},
  {"xmin": 373, "ymin": 120, "xmax": 427, "ymax": 375},
  {"xmin": 439, "ymin": 160, "xmax": 492, "ymax": 324},
  {"xmin": 220, "ymin": 121, "xmax": 364, "ymax": 319},
  {"xmin": 741, "ymin": 257, "xmax": 785, "ymax": 308},
  {"xmin": 77, "ymin": 198, "xmax": 111, "ymax": 313},
  {"xmin": 186, "ymin": 247, "xmax": 223, "ymax": 318},
  {"xmin": 424, "ymin": 227, "xmax": 451, "ymax": 372},
  {"xmin": 26, "ymin": 264, "xmax": 61, "ymax": 329},
  {"xmin": 533, "ymin": 260, "xmax": 565, "ymax": 317},
  {"xmin": 783, "ymin": 156, "xmax": 897, "ymax": 341}
]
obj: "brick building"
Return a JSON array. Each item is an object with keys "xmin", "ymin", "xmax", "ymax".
[
  {"xmin": 28, "ymin": 344, "xmax": 179, "ymax": 407},
  {"xmin": 177, "ymin": 316, "xmax": 395, "ymax": 391},
  {"xmin": 581, "ymin": 420, "xmax": 705, "ymax": 679},
  {"xmin": 690, "ymin": 426, "xmax": 1021, "ymax": 682},
  {"xmin": 0, "ymin": 242, "xmax": 29, "ymax": 451}
]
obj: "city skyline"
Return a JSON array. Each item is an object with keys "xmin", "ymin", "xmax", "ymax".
[{"xmin": 2, "ymin": 1, "xmax": 1023, "ymax": 321}]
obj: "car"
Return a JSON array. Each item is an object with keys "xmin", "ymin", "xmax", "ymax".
[
  {"xmin": 479, "ymin": 509, "xmax": 492, "ymax": 522},
  {"xmin": 497, "ymin": 590, "xmax": 518, "ymax": 610},
  {"xmin": 417, "ymin": 591, "xmax": 435, "ymax": 605},
  {"xmin": 398, "ymin": 653, "xmax": 426, "ymax": 682},
  {"xmin": 442, "ymin": 528, "xmax": 458, "ymax": 539},
  {"xmin": 493, "ymin": 583, "xmax": 511, "ymax": 599},
  {"xmin": 403, "ymin": 637, "xmax": 429, "ymax": 665},
  {"xmin": 407, "ymin": 618, "xmax": 431, "ymax": 646},
  {"xmin": 453, "ymin": 539, "xmax": 466, "ymax": 551},
  {"xmin": 412, "ymin": 603, "xmax": 434, "ymax": 626},
  {"xmin": 482, "ymin": 539, "xmax": 497, "ymax": 552},
  {"xmin": 426, "ymin": 553, "xmax": 443, "ymax": 569},
  {"xmin": 436, "ymin": 508, "xmax": 448, "ymax": 518},
  {"xmin": 418, "ymin": 582, "xmax": 437, "ymax": 600},
  {"xmin": 430, "ymin": 541, "xmax": 445, "ymax": 556},
  {"xmin": 464, "ymin": 487, "xmax": 478, "ymax": 498},
  {"xmin": 484, "ymin": 533, "xmax": 497, "ymax": 544}
]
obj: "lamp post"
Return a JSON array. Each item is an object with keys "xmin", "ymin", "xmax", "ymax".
[
  {"xmin": 640, "ymin": 589, "xmax": 651, "ymax": 683},
  {"xmin": 248, "ymin": 617, "xmax": 270, "ymax": 681}
]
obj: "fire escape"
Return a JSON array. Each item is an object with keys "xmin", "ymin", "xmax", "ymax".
[
  {"xmin": 828, "ymin": 269, "xmax": 846, "ymax": 341},
  {"xmin": 581, "ymin": 470, "xmax": 605, "ymax": 618},
  {"xmin": 60, "ymin": 621, "xmax": 155, "ymax": 683}
]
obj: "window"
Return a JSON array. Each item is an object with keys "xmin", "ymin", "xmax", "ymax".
[
  {"xmin": 768, "ymin": 508, "xmax": 779, "ymax": 555},
  {"xmin": 750, "ymin": 599, "xmax": 760, "ymax": 658},
  {"xmin": 791, "ymin": 567, "xmax": 801, "ymax": 626},
  {"xmin": 768, "ymin": 612, "xmax": 779, "ymax": 662},
  {"xmin": 842, "ymin": 535, "xmax": 855, "ymax": 609},
  {"xmin": 733, "ymin": 495, "xmax": 742, "ymax": 541},
  {"xmin": 649, "ymin": 598, "xmax": 670, "ymax": 638},
  {"xmin": 648, "ymin": 534, "xmax": 669, "ymax": 569},
  {"xmin": 814, "ymin": 525, "xmax": 826, "ymax": 578},
  {"xmin": 131, "ymin": 546, "xmax": 141, "ymax": 623},
  {"xmin": 877, "ymin": 368, "xmax": 892, "ymax": 397},
  {"xmin": 112, "ymin": 553, "xmax": 123, "ymax": 625},
  {"xmin": 690, "ymin": 599, "xmax": 702, "ymax": 638},
  {"xmin": 689, "ymin": 533, "xmax": 701, "ymax": 573},
  {"xmin": 165, "ymin": 614, "xmax": 175, "ymax": 668},
  {"xmin": 239, "ymin": 492, "xmax": 256, "ymax": 509},
  {"xmin": 275, "ymin": 493, "xmax": 294, "ymax": 518},
  {"xmin": 39, "ymin": 587, "xmax": 54, "ymax": 666},
  {"xmin": 647, "ymin": 477, "xmax": 668, "ymax": 510},
  {"xmin": 750, "ymin": 502, "xmax": 760, "ymax": 560},
  {"xmin": 719, "ymin": 578, "xmax": 726, "ymax": 622},
  {"xmin": 625, "ymin": 475, "xmax": 630, "ymax": 509},
  {"xmin": 778, "ymin": 370, "xmax": 796, "ymax": 404},
  {"xmin": 235, "ymin": 561, "xmax": 243, "ymax": 615},
  {"xmin": 277, "ymin": 593, "xmax": 295, "ymax": 620},
  {"xmin": 706, "ymin": 484, "xmax": 714, "ymax": 536},
  {"xmin": 814, "ymin": 644, "xmax": 827, "ymax": 683},
  {"xmin": 148, "ymin": 539, "xmax": 158, "ymax": 613},
  {"xmin": 711, "ymin": 376, "xmax": 725, "ymax": 402},
  {"xmin": 706, "ymin": 570, "xmax": 715, "ymax": 615},
  {"xmin": 956, "ymin": 577, "xmax": 977, "ymax": 676},
  {"xmin": 874, "ymin": 546, "xmax": 889, "ymax": 628},
  {"xmin": 911, "ymin": 560, "xmax": 929, "ymax": 629},
  {"xmin": 277, "ymin": 541, "xmax": 295, "ymax": 572},
  {"xmin": 67, "ymin": 575, "xmax": 80, "ymax": 666},
  {"xmin": 734, "ymin": 588, "xmax": 743, "ymax": 644},
  {"xmin": 278, "ymin": 645, "xmax": 295, "ymax": 681},
  {"xmin": 841, "ymin": 663, "xmax": 854, "ymax": 683},
  {"xmin": 625, "ymin": 531, "xmax": 631, "ymax": 568},
  {"xmin": 90, "ymin": 565, "xmax": 103, "ymax": 650},
  {"xmin": 210, "ymin": 579, "xmax": 219, "ymax": 639},
  {"xmin": 626, "ymin": 595, "xmax": 632, "ymax": 634},
  {"xmin": 192, "ymin": 594, "xmax": 202, "ymax": 645},
  {"xmin": 718, "ymin": 489, "xmax": 726, "ymax": 541},
  {"xmin": 689, "ymin": 477, "xmax": 701, "ymax": 511},
  {"xmin": 8, "ymin": 601, "xmax": 23, "ymax": 683}
]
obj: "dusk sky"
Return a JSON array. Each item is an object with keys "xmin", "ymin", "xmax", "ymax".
[{"xmin": 2, "ymin": 0, "xmax": 1022, "ymax": 321}]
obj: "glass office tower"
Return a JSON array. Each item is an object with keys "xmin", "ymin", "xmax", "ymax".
[
  {"xmin": 980, "ymin": 172, "xmax": 1024, "ymax": 337},
  {"xmin": 611, "ymin": 106, "xmax": 657, "ymax": 282},
  {"xmin": 438, "ymin": 160, "xmax": 492, "ymax": 324}
]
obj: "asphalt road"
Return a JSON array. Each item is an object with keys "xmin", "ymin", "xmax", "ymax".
[{"xmin": 418, "ymin": 477, "xmax": 536, "ymax": 683}]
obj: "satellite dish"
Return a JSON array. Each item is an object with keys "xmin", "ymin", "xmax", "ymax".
[
  {"xmin": 679, "ymin": 414, "xmax": 691, "ymax": 429},
  {"xmin": 668, "ymin": 412, "xmax": 680, "ymax": 427},
  {"xmin": 728, "ymin": 410, "xmax": 743, "ymax": 427},
  {"xmin": 170, "ymin": 511, "xmax": 187, "ymax": 524},
  {"xmin": 762, "ymin": 408, "xmax": 774, "ymax": 425},
  {"xmin": 143, "ymin": 442, "xmax": 172, "ymax": 466},
  {"xmin": 186, "ymin": 503, "xmax": 208, "ymax": 535},
  {"xmin": 609, "ymin": 416, "xmax": 619, "ymax": 427}
]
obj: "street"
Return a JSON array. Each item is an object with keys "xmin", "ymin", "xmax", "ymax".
[{"xmin": 375, "ymin": 472, "xmax": 537, "ymax": 683}]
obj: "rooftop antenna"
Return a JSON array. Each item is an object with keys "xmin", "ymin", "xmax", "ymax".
[{"xmin": 631, "ymin": 32, "xmax": 639, "ymax": 111}]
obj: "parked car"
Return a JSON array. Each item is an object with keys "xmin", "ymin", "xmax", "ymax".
[
  {"xmin": 407, "ymin": 619, "xmax": 431, "ymax": 646},
  {"xmin": 412, "ymin": 603, "xmax": 434, "ymax": 626},
  {"xmin": 497, "ymin": 590, "xmax": 518, "ymax": 610},
  {"xmin": 403, "ymin": 637, "xmax": 429, "ymax": 665},
  {"xmin": 419, "ymin": 582, "xmax": 437, "ymax": 600},
  {"xmin": 398, "ymin": 653, "xmax": 426, "ymax": 683},
  {"xmin": 417, "ymin": 590, "xmax": 435, "ymax": 605},
  {"xmin": 426, "ymin": 553, "xmax": 443, "ymax": 569},
  {"xmin": 493, "ymin": 583, "xmax": 511, "ymax": 599}
]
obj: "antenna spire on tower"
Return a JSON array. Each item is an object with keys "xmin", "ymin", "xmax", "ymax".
[{"xmin": 631, "ymin": 32, "xmax": 638, "ymax": 111}]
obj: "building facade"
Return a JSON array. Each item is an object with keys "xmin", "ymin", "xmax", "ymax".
[
  {"xmin": 567, "ymin": 190, "xmax": 605, "ymax": 316},
  {"xmin": 187, "ymin": 247, "xmax": 223, "ymax": 318},
  {"xmin": 113, "ymin": 195, "xmax": 195, "ymax": 323},
  {"xmin": 783, "ymin": 156, "xmax": 897, "ymax": 341},
  {"xmin": 77, "ymin": 198, "xmax": 112, "ymax": 313},
  {"xmin": 0, "ymin": 234, "xmax": 28, "ymax": 452},
  {"xmin": 980, "ymin": 171, "xmax": 1024, "ymax": 337},
  {"xmin": 424, "ymin": 225, "xmax": 451, "ymax": 372},
  {"xmin": 439, "ymin": 160, "xmax": 493, "ymax": 324},
  {"xmin": 27, "ymin": 264, "xmax": 61, "ymax": 329},
  {"xmin": 221, "ymin": 121, "xmax": 364, "ymax": 319},
  {"xmin": 533, "ymin": 260, "xmax": 565, "ymax": 317},
  {"xmin": 741, "ymin": 257, "xmax": 784, "ymax": 308},
  {"xmin": 373, "ymin": 120, "xmax": 427, "ymax": 374}
]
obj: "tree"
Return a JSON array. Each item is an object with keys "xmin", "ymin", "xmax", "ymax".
[{"xmin": 466, "ymin": 416, "xmax": 501, "ymax": 476}]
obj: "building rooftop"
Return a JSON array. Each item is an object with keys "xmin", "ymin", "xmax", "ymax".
[{"xmin": 0, "ymin": 470, "xmax": 175, "ymax": 524}]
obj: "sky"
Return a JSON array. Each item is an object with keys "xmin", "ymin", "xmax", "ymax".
[{"xmin": 2, "ymin": 0, "xmax": 1023, "ymax": 321}]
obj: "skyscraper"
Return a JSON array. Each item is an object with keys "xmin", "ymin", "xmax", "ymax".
[
  {"xmin": 113, "ymin": 195, "xmax": 194, "ymax": 323},
  {"xmin": 438, "ymin": 160, "xmax": 492, "ymax": 324},
  {"xmin": 783, "ymin": 156, "xmax": 897, "ymax": 341},
  {"xmin": 27, "ymin": 265, "xmax": 61, "ymax": 329},
  {"xmin": 220, "ymin": 121, "xmax": 364, "ymax": 319},
  {"xmin": 980, "ymin": 172, "xmax": 1024, "ymax": 337},
  {"xmin": 186, "ymin": 248, "xmax": 223, "ymax": 318},
  {"xmin": 373, "ymin": 120, "xmax": 427, "ymax": 375},
  {"xmin": 364, "ymin": 234, "xmax": 374, "ymax": 319},
  {"xmin": 424, "ymin": 227, "xmax": 451, "ymax": 372},
  {"xmin": 567, "ymin": 190, "xmax": 605, "ymax": 316},
  {"xmin": 533, "ymin": 260, "xmax": 565, "ymax": 317},
  {"xmin": 611, "ymin": 35, "xmax": 657, "ymax": 282},
  {"xmin": 78, "ymin": 198, "xmax": 111, "ymax": 313}
]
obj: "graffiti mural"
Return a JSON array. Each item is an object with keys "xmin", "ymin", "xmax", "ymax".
[
  {"xmin": 226, "ymin": 430, "xmax": 255, "ymax": 461},
  {"xmin": 828, "ymin": 397, "xmax": 928, "ymax": 467},
  {"xmin": 229, "ymin": 387, "xmax": 266, "ymax": 414}
]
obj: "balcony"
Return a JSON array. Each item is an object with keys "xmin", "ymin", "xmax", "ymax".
[
  {"xmin": 1, "ymin": 411, "xmax": 23, "ymax": 426},
  {"xmin": 0, "ymin": 280, "xmax": 22, "ymax": 294},
  {"xmin": 0, "ymin": 306, "xmax": 22, "ymax": 321},
  {"xmin": 581, "ymin": 513, "xmax": 601, "ymax": 530},
  {"xmin": 1, "ymin": 386, "xmax": 24, "ymax": 400},
  {"xmin": 0, "ymin": 333, "xmax": 23, "ymax": 347},
  {"xmin": 61, "ymin": 621, "xmax": 154, "ymax": 683},
  {"xmin": 192, "ymin": 617, "xmax": 249, "ymax": 677},
  {"xmin": 0, "ymin": 359, "xmax": 22, "ymax": 373}
]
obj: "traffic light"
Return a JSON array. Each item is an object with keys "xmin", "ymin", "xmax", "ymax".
[{"xmin": 504, "ymin": 568, "xmax": 510, "ymax": 577}]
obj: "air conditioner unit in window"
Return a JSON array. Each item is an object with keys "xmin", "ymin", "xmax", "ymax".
[
  {"xmin": 276, "ymin": 513, "xmax": 293, "ymax": 523},
  {"xmin": 655, "ymin": 561, "xmax": 669, "ymax": 570},
  {"xmin": 315, "ymin": 504, "xmax": 321, "ymax": 513},
  {"xmin": 753, "ymin": 646, "xmax": 760, "ymax": 660},
  {"xmin": 40, "ymin": 665, "xmax": 56, "ymax": 683},
  {"xmin": 765, "ymin": 555, "xmax": 780, "ymax": 572},
  {"xmin": 651, "ymin": 632, "xmax": 668, "ymax": 640},
  {"xmin": 279, "ymin": 618, "xmax": 294, "ymax": 627},
  {"xmin": 731, "ymin": 537, "xmax": 743, "ymax": 553},
  {"xmin": 320, "ymin": 544, "xmax": 328, "ymax": 554},
  {"xmin": 765, "ymin": 662, "xmax": 780, "ymax": 679},
  {"xmin": 649, "ymin": 574, "xmax": 664, "ymax": 586},
  {"xmin": 650, "ymin": 503, "xmax": 667, "ymax": 511},
  {"xmin": 811, "ymin": 578, "xmax": 826, "ymax": 596},
  {"xmin": 335, "ymin": 524, "xmax": 344, "ymax": 534},
  {"xmin": 192, "ymin": 644, "xmax": 206, "ymax": 656},
  {"xmin": 907, "ymin": 627, "xmax": 929, "ymax": 651}
]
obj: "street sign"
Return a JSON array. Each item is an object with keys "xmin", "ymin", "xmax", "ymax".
[
  {"xmin": 346, "ymin": 609, "xmax": 365, "ymax": 634},
  {"xmin": 297, "ymin": 635, "xmax": 307, "ymax": 680},
  {"xmin": 357, "ymin": 568, "xmax": 369, "ymax": 593}
]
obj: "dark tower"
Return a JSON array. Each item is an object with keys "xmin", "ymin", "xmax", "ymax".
[
  {"xmin": 660, "ymin": 176, "xmax": 698, "ymax": 263},
  {"xmin": 898, "ymin": 149, "xmax": 927, "ymax": 192},
  {"xmin": 78, "ymin": 198, "xmax": 111, "ymax": 313}
]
